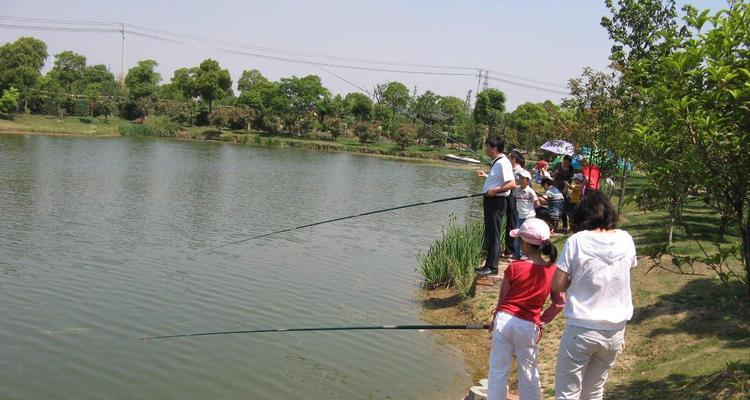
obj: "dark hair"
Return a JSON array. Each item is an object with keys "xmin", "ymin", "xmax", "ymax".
[
  {"xmin": 541, "ymin": 177, "xmax": 554, "ymax": 187},
  {"xmin": 484, "ymin": 136, "xmax": 505, "ymax": 152},
  {"xmin": 526, "ymin": 239, "xmax": 558, "ymax": 265},
  {"xmin": 571, "ymin": 190, "xmax": 618, "ymax": 233},
  {"xmin": 509, "ymin": 150, "xmax": 525, "ymax": 167},
  {"xmin": 563, "ymin": 155, "xmax": 572, "ymax": 162}
]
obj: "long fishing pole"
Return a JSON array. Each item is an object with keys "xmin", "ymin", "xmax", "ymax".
[
  {"xmin": 197, "ymin": 191, "xmax": 486, "ymax": 253},
  {"xmin": 140, "ymin": 323, "xmax": 489, "ymax": 340}
]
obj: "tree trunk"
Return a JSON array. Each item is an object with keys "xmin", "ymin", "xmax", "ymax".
[
  {"xmin": 668, "ymin": 213, "xmax": 675, "ymax": 248},
  {"xmin": 617, "ymin": 163, "xmax": 628, "ymax": 216},
  {"xmin": 741, "ymin": 207, "xmax": 750, "ymax": 303}
]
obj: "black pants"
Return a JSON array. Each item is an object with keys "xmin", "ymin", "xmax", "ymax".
[
  {"xmin": 483, "ymin": 196, "xmax": 508, "ymax": 269},
  {"xmin": 503, "ymin": 194, "xmax": 517, "ymax": 254},
  {"xmin": 562, "ymin": 193, "xmax": 570, "ymax": 229}
]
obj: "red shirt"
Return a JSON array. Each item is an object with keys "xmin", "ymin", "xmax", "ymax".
[
  {"xmin": 582, "ymin": 164, "xmax": 601, "ymax": 190},
  {"xmin": 497, "ymin": 260, "xmax": 565, "ymax": 325}
]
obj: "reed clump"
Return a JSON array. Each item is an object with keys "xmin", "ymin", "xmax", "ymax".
[{"xmin": 419, "ymin": 216, "xmax": 496, "ymax": 298}]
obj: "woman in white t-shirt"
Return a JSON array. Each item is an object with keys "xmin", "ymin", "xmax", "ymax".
[{"xmin": 551, "ymin": 190, "xmax": 637, "ymax": 400}]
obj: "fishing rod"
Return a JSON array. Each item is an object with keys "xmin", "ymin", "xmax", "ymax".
[
  {"xmin": 140, "ymin": 323, "xmax": 490, "ymax": 340},
  {"xmin": 197, "ymin": 191, "xmax": 486, "ymax": 253}
]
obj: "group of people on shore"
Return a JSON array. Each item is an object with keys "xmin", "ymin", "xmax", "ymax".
[{"xmin": 475, "ymin": 136, "xmax": 636, "ymax": 400}]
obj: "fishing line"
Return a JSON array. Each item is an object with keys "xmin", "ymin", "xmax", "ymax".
[
  {"xmin": 196, "ymin": 192, "xmax": 485, "ymax": 254},
  {"xmin": 140, "ymin": 323, "xmax": 489, "ymax": 340}
]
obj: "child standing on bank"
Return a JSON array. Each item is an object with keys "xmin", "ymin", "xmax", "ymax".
[
  {"xmin": 487, "ymin": 219, "xmax": 566, "ymax": 400},
  {"xmin": 512, "ymin": 169, "xmax": 540, "ymax": 259}
]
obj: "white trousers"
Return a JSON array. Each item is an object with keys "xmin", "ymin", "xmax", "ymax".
[
  {"xmin": 555, "ymin": 324, "xmax": 625, "ymax": 400},
  {"xmin": 487, "ymin": 312, "xmax": 541, "ymax": 400}
]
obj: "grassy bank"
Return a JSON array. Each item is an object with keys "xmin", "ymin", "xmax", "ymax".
[
  {"xmin": 420, "ymin": 175, "xmax": 749, "ymax": 399},
  {"xmin": 0, "ymin": 114, "xmax": 125, "ymax": 135},
  {"xmin": 0, "ymin": 114, "xmax": 483, "ymax": 163}
]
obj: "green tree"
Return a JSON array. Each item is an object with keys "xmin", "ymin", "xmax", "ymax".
[
  {"xmin": 193, "ymin": 59, "xmax": 232, "ymax": 113},
  {"xmin": 278, "ymin": 75, "xmax": 328, "ymax": 130},
  {"xmin": 125, "ymin": 60, "xmax": 161, "ymax": 100},
  {"xmin": 0, "ymin": 37, "xmax": 48, "ymax": 111},
  {"xmin": 631, "ymin": 3, "xmax": 750, "ymax": 293},
  {"xmin": 51, "ymin": 51, "xmax": 86, "ymax": 93},
  {"xmin": 0, "ymin": 87, "xmax": 20, "ymax": 115},
  {"xmin": 237, "ymin": 69, "xmax": 269, "ymax": 93},
  {"xmin": 345, "ymin": 92, "xmax": 373, "ymax": 121},
  {"xmin": 472, "ymin": 88, "xmax": 506, "ymax": 133},
  {"xmin": 508, "ymin": 102, "xmax": 554, "ymax": 150}
]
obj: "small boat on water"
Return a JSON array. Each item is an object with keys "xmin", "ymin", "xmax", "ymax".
[{"xmin": 443, "ymin": 154, "xmax": 481, "ymax": 164}]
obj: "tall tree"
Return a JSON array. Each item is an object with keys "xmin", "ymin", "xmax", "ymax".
[
  {"xmin": 237, "ymin": 69, "xmax": 268, "ymax": 93},
  {"xmin": 472, "ymin": 88, "xmax": 506, "ymax": 133},
  {"xmin": 193, "ymin": 59, "xmax": 232, "ymax": 113},
  {"xmin": 51, "ymin": 50, "xmax": 86, "ymax": 93},
  {"xmin": 632, "ymin": 3, "xmax": 750, "ymax": 295},
  {"xmin": 0, "ymin": 37, "xmax": 48, "ymax": 111},
  {"xmin": 345, "ymin": 92, "xmax": 373, "ymax": 121},
  {"xmin": 125, "ymin": 60, "xmax": 161, "ymax": 100}
]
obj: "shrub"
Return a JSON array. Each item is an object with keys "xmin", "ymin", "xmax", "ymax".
[
  {"xmin": 418, "ymin": 217, "xmax": 493, "ymax": 298},
  {"xmin": 0, "ymin": 87, "xmax": 19, "ymax": 114},
  {"xmin": 355, "ymin": 121, "xmax": 378, "ymax": 143},
  {"xmin": 393, "ymin": 122, "xmax": 417, "ymax": 150},
  {"xmin": 210, "ymin": 106, "xmax": 252, "ymax": 131},
  {"xmin": 119, "ymin": 115, "xmax": 180, "ymax": 137},
  {"xmin": 153, "ymin": 100, "xmax": 193, "ymax": 125}
]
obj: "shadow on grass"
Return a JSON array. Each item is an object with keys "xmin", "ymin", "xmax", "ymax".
[
  {"xmin": 632, "ymin": 278, "xmax": 749, "ymax": 346},
  {"xmin": 607, "ymin": 361, "xmax": 750, "ymax": 400}
]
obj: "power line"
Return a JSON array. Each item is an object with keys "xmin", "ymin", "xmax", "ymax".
[
  {"xmin": 124, "ymin": 30, "xmax": 478, "ymax": 77},
  {"xmin": 484, "ymin": 68, "xmax": 568, "ymax": 90},
  {"xmin": 0, "ymin": 23, "xmax": 120, "ymax": 33},
  {"xmin": 486, "ymin": 76, "xmax": 569, "ymax": 96},
  {"xmin": 0, "ymin": 15, "xmax": 570, "ymax": 93}
]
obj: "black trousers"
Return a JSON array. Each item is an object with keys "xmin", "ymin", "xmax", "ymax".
[
  {"xmin": 503, "ymin": 194, "xmax": 518, "ymax": 254},
  {"xmin": 483, "ymin": 196, "xmax": 508, "ymax": 269}
]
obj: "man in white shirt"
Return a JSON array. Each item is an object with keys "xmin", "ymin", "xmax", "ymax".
[{"xmin": 475, "ymin": 136, "xmax": 516, "ymax": 276}]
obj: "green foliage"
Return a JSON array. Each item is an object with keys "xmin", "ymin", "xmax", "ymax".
[
  {"xmin": 209, "ymin": 106, "xmax": 253, "ymax": 131},
  {"xmin": 0, "ymin": 37, "xmax": 47, "ymax": 106},
  {"xmin": 193, "ymin": 59, "xmax": 232, "ymax": 113},
  {"xmin": 473, "ymin": 88, "xmax": 506, "ymax": 132},
  {"xmin": 0, "ymin": 87, "xmax": 20, "ymax": 114},
  {"xmin": 393, "ymin": 120, "xmax": 417, "ymax": 150},
  {"xmin": 345, "ymin": 92, "xmax": 373, "ymax": 121},
  {"xmin": 119, "ymin": 115, "xmax": 180, "ymax": 137},
  {"xmin": 418, "ymin": 217, "xmax": 486, "ymax": 298},
  {"xmin": 354, "ymin": 121, "xmax": 377, "ymax": 143},
  {"xmin": 325, "ymin": 116, "xmax": 347, "ymax": 141},
  {"xmin": 615, "ymin": 2, "xmax": 750, "ymax": 292},
  {"xmin": 153, "ymin": 100, "xmax": 193, "ymax": 125},
  {"xmin": 51, "ymin": 50, "xmax": 86, "ymax": 93},
  {"xmin": 125, "ymin": 60, "xmax": 161, "ymax": 100},
  {"xmin": 507, "ymin": 102, "xmax": 554, "ymax": 150}
]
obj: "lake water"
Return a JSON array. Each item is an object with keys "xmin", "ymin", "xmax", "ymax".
[{"xmin": 0, "ymin": 134, "xmax": 485, "ymax": 400}]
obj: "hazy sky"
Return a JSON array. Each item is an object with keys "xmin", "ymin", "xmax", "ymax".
[{"xmin": 0, "ymin": 0, "xmax": 729, "ymax": 109}]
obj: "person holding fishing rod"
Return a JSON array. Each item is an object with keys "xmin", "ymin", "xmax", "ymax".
[
  {"xmin": 487, "ymin": 218, "xmax": 566, "ymax": 400},
  {"xmin": 476, "ymin": 136, "xmax": 516, "ymax": 276}
]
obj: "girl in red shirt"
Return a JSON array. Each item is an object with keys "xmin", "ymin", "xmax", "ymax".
[{"xmin": 487, "ymin": 218, "xmax": 566, "ymax": 400}]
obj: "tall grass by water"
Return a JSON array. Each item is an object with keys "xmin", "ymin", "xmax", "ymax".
[
  {"xmin": 418, "ymin": 216, "xmax": 498, "ymax": 298},
  {"xmin": 119, "ymin": 116, "xmax": 180, "ymax": 137}
]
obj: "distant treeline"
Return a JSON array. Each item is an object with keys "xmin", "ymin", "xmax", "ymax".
[{"xmin": 0, "ymin": 36, "xmax": 566, "ymax": 149}]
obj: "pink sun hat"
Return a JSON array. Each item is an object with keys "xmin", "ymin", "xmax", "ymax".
[{"xmin": 510, "ymin": 218, "xmax": 551, "ymax": 245}]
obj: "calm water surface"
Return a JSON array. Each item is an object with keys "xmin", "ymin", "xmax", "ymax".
[{"xmin": 0, "ymin": 134, "xmax": 483, "ymax": 399}]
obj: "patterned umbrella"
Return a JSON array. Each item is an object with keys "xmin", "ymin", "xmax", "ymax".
[{"xmin": 540, "ymin": 140, "xmax": 574, "ymax": 155}]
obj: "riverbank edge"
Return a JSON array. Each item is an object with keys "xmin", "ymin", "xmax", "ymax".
[{"xmin": 0, "ymin": 126, "xmax": 485, "ymax": 167}]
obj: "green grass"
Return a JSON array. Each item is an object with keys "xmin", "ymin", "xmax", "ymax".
[
  {"xmin": 0, "ymin": 114, "xmax": 126, "ymax": 135},
  {"xmin": 430, "ymin": 172, "xmax": 749, "ymax": 398},
  {"xmin": 418, "ymin": 217, "xmax": 496, "ymax": 298}
]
